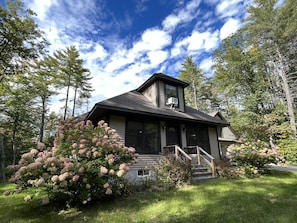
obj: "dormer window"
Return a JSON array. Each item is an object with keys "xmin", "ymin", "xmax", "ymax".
[{"xmin": 165, "ymin": 84, "xmax": 179, "ymax": 107}]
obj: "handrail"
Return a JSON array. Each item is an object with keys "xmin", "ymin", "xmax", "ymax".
[
  {"xmin": 185, "ymin": 146, "xmax": 216, "ymax": 177},
  {"xmin": 174, "ymin": 145, "xmax": 192, "ymax": 161},
  {"xmin": 164, "ymin": 145, "xmax": 192, "ymax": 164}
]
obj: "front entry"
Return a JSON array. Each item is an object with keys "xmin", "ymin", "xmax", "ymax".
[{"xmin": 166, "ymin": 124, "xmax": 181, "ymax": 146}]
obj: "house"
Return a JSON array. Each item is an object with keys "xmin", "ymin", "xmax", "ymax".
[
  {"xmin": 85, "ymin": 73, "xmax": 229, "ymax": 181},
  {"xmin": 209, "ymin": 111, "xmax": 238, "ymax": 158}
]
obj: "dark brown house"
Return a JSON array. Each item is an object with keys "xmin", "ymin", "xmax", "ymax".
[{"xmin": 85, "ymin": 73, "xmax": 229, "ymax": 181}]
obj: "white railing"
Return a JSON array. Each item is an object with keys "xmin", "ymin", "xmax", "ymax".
[
  {"xmin": 185, "ymin": 146, "xmax": 216, "ymax": 177},
  {"xmin": 164, "ymin": 145, "xmax": 192, "ymax": 164},
  {"xmin": 163, "ymin": 145, "xmax": 216, "ymax": 176}
]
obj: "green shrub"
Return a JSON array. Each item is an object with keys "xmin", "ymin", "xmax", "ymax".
[
  {"xmin": 277, "ymin": 138, "xmax": 297, "ymax": 165},
  {"xmin": 152, "ymin": 155, "xmax": 191, "ymax": 190},
  {"xmin": 215, "ymin": 159, "xmax": 244, "ymax": 179},
  {"xmin": 5, "ymin": 118, "xmax": 137, "ymax": 207},
  {"xmin": 226, "ymin": 139, "xmax": 282, "ymax": 176}
]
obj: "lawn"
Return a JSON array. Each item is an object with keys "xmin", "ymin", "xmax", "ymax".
[{"xmin": 1, "ymin": 171, "xmax": 297, "ymax": 223}]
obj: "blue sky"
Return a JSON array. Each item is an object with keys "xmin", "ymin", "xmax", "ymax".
[{"xmin": 3, "ymin": 0, "xmax": 251, "ymax": 114}]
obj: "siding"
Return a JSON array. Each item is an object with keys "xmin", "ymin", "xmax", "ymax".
[
  {"xmin": 142, "ymin": 82, "xmax": 158, "ymax": 106},
  {"xmin": 208, "ymin": 127, "xmax": 220, "ymax": 159},
  {"xmin": 129, "ymin": 154, "xmax": 163, "ymax": 170},
  {"xmin": 109, "ymin": 115, "xmax": 125, "ymax": 143}
]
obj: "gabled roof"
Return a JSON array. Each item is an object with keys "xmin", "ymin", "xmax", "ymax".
[
  {"xmin": 137, "ymin": 73, "xmax": 189, "ymax": 92},
  {"xmin": 86, "ymin": 90, "xmax": 229, "ymax": 126}
]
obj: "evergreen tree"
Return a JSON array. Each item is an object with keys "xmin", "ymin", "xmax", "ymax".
[
  {"xmin": 51, "ymin": 46, "xmax": 93, "ymax": 119},
  {"xmin": 178, "ymin": 56, "xmax": 211, "ymax": 111}
]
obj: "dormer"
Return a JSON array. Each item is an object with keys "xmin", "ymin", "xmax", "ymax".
[{"xmin": 137, "ymin": 73, "xmax": 189, "ymax": 112}]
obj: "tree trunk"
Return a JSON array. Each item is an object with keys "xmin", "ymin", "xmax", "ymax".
[
  {"xmin": 0, "ymin": 136, "xmax": 6, "ymax": 182},
  {"xmin": 63, "ymin": 74, "xmax": 71, "ymax": 120},
  {"xmin": 274, "ymin": 46, "xmax": 296, "ymax": 135},
  {"xmin": 72, "ymin": 87, "xmax": 78, "ymax": 117},
  {"xmin": 12, "ymin": 119, "xmax": 17, "ymax": 165},
  {"xmin": 39, "ymin": 97, "xmax": 46, "ymax": 142}
]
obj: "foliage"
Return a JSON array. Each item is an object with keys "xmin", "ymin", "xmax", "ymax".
[
  {"xmin": 50, "ymin": 46, "xmax": 93, "ymax": 119},
  {"xmin": 215, "ymin": 159, "xmax": 245, "ymax": 179},
  {"xmin": 277, "ymin": 138, "xmax": 297, "ymax": 165},
  {"xmin": 152, "ymin": 155, "xmax": 191, "ymax": 190},
  {"xmin": 5, "ymin": 118, "xmax": 137, "ymax": 207},
  {"xmin": 0, "ymin": 0, "xmax": 47, "ymax": 81},
  {"xmin": 179, "ymin": 56, "xmax": 218, "ymax": 112},
  {"xmin": 226, "ymin": 139, "xmax": 283, "ymax": 176}
]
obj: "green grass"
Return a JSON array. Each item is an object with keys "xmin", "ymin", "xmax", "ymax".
[{"xmin": 1, "ymin": 171, "xmax": 297, "ymax": 223}]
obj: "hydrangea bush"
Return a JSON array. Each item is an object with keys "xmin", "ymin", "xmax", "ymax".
[
  {"xmin": 5, "ymin": 118, "xmax": 137, "ymax": 206},
  {"xmin": 226, "ymin": 139, "xmax": 283, "ymax": 175}
]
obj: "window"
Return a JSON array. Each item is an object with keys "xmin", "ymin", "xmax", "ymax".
[
  {"xmin": 137, "ymin": 169, "xmax": 150, "ymax": 177},
  {"xmin": 186, "ymin": 125, "xmax": 210, "ymax": 154},
  {"xmin": 126, "ymin": 120, "xmax": 160, "ymax": 154},
  {"xmin": 165, "ymin": 84, "xmax": 179, "ymax": 107}
]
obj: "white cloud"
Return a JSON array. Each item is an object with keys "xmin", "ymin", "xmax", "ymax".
[
  {"xmin": 162, "ymin": 0, "xmax": 201, "ymax": 32},
  {"xmin": 220, "ymin": 18, "xmax": 241, "ymax": 40},
  {"xmin": 147, "ymin": 50, "xmax": 169, "ymax": 67},
  {"xmin": 28, "ymin": 0, "xmax": 57, "ymax": 20},
  {"xmin": 199, "ymin": 57, "xmax": 214, "ymax": 74},
  {"xmin": 216, "ymin": 0, "xmax": 243, "ymax": 18},
  {"xmin": 172, "ymin": 30, "xmax": 219, "ymax": 53}
]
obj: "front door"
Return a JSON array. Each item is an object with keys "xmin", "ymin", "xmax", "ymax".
[{"xmin": 166, "ymin": 124, "xmax": 181, "ymax": 146}]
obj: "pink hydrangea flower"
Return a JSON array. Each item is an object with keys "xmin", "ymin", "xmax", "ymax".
[
  {"xmin": 37, "ymin": 142, "xmax": 46, "ymax": 150},
  {"xmin": 116, "ymin": 170, "xmax": 125, "ymax": 177},
  {"xmin": 36, "ymin": 178, "xmax": 45, "ymax": 186},
  {"xmin": 72, "ymin": 143, "xmax": 78, "ymax": 149},
  {"xmin": 51, "ymin": 175, "xmax": 59, "ymax": 183},
  {"xmin": 108, "ymin": 158, "xmax": 115, "ymax": 165},
  {"xmin": 78, "ymin": 167, "xmax": 84, "ymax": 174},
  {"xmin": 103, "ymin": 183, "xmax": 110, "ymax": 188},
  {"xmin": 105, "ymin": 188, "xmax": 112, "ymax": 195},
  {"xmin": 72, "ymin": 175, "xmax": 80, "ymax": 181}
]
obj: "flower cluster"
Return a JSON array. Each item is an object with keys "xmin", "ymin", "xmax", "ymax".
[
  {"xmin": 5, "ymin": 118, "xmax": 137, "ymax": 206},
  {"xmin": 226, "ymin": 139, "xmax": 283, "ymax": 173}
]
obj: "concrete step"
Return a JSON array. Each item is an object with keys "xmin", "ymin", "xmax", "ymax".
[{"xmin": 191, "ymin": 164, "xmax": 216, "ymax": 182}]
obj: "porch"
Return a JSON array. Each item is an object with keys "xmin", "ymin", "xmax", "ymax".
[{"xmin": 126, "ymin": 145, "xmax": 216, "ymax": 182}]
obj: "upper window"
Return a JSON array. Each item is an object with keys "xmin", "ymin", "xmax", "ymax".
[{"xmin": 165, "ymin": 84, "xmax": 179, "ymax": 107}]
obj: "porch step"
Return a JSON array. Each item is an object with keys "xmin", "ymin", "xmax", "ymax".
[{"xmin": 191, "ymin": 164, "xmax": 216, "ymax": 183}]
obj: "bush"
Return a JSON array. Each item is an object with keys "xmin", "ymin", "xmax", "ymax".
[
  {"xmin": 152, "ymin": 155, "xmax": 191, "ymax": 190},
  {"xmin": 5, "ymin": 118, "xmax": 137, "ymax": 207},
  {"xmin": 226, "ymin": 139, "xmax": 282, "ymax": 176},
  {"xmin": 215, "ymin": 159, "xmax": 244, "ymax": 179},
  {"xmin": 277, "ymin": 138, "xmax": 297, "ymax": 165}
]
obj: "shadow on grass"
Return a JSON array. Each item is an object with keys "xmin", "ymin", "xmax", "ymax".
[{"xmin": 1, "ymin": 171, "xmax": 296, "ymax": 223}]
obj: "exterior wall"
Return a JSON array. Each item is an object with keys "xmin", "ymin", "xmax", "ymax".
[
  {"xmin": 222, "ymin": 127, "xmax": 236, "ymax": 140},
  {"xmin": 181, "ymin": 123, "xmax": 187, "ymax": 148},
  {"xmin": 126, "ymin": 154, "xmax": 162, "ymax": 182},
  {"xmin": 160, "ymin": 121, "xmax": 166, "ymax": 153},
  {"xmin": 142, "ymin": 82, "xmax": 158, "ymax": 107},
  {"xmin": 208, "ymin": 127, "xmax": 220, "ymax": 159},
  {"xmin": 109, "ymin": 115, "xmax": 125, "ymax": 143},
  {"xmin": 177, "ymin": 85, "xmax": 185, "ymax": 112}
]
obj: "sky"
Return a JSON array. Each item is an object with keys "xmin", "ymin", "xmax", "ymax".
[{"xmin": 3, "ymin": 0, "xmax": 252, "ymax": 115}]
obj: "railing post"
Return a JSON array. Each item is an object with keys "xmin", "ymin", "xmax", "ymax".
[
  {"xmin": 197, "ymin": 146, "xmax": 201, "ymax": 165},
  {"xmin": 175, "ymin": 145, "xmax": 178, "ymax": 160},
  {"xmin": 211, "ymin": 159, "xmax": 215, "ymax": 176}
]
